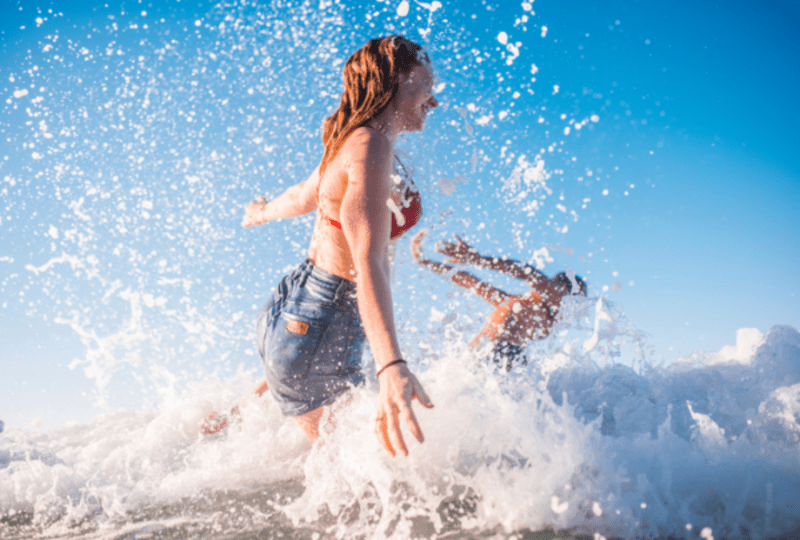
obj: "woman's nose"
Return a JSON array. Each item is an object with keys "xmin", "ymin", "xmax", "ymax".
[{"xmin": 429, "ymin": 95, "xmax": 439, "ymax": 108}]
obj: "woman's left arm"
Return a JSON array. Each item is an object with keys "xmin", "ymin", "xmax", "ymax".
[
  {"xmin": 340, "ymin": 129, "xmax": 433, "ymax": 458},
  {"xmin": 242, "ymin": 167, "xmax": 320, "ymax": 228}
]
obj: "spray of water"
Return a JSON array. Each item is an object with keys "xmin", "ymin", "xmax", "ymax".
[{"xmin": 2, "ymin": 1, "xmax": 798, "ymax": 539}]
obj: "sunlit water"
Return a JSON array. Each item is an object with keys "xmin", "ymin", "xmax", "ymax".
[
  {"xmin": 2, "ymin": 1, "xmax": 799, "ymax": 539},
  {"xmin": 2, "ymin": 323, "xmax": 799, "ymax": 539}
]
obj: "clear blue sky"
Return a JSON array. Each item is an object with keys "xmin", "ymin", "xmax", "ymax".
[{"xmin": 1, "ymin": 0, "xmax": 798, "ymax": 430}]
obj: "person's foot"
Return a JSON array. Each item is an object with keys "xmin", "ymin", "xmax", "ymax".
[
  {"xmin": 200, "ymin": 405, "xmax": 240, "ymax": 436},
  {"xmin": 199, "ymin": 380, "xmax": 268, "ymax": 435}
]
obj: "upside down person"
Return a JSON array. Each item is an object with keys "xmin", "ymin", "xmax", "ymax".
[{"xmin": 411, "ymin": 230, "xmax": 587, "ymax": 370}]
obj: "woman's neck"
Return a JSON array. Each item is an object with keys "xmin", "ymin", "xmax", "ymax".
[{"xmin": 367, "ymin": 108, "xmax": 401, "ymax": 144}]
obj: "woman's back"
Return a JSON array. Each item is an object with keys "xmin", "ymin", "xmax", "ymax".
[{"xmin": 309, "ymin": 126, "xmax": 393, "ymax": 281}]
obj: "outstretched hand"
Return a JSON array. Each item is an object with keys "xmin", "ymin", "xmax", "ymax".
[
  {"xmin": 375, "ymin": 362, "xmax": 434, "ymax": 457},
  {"xmin": 436, "ymin": 234, "xmax": 477, "ymax": 264},
  {"xmin": 242, "ymin": 196, "xmax": 268, "ymax": 228},
  {"xmin": 411, "ymin": 230, "xmax": 428, "ymax": 262}
]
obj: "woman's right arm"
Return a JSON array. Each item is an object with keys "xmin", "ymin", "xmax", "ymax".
[{"xmin": 241, "ymin": 167, "xmax": 320, "ymax": 228}]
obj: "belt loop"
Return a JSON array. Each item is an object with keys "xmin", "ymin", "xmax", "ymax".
[
  {"xmin": 297, "ymin": 258, "xmax": 311, "ymax": 288},
  {"xmin": 334, "ymin": 277, "xmax": 353, "ymax": 305},
  {"xmin": 333, "ymin": 278, "xmax": 344, "ymax": 304}
]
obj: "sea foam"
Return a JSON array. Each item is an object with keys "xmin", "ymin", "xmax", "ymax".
[{"xmin": 2, "ymin": 323, "xmax": 798, "ymax": 539}]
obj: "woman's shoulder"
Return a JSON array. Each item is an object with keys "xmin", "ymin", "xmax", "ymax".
[{"xmin": 342, "ymin": 126, "xmax": 392, "ymax": 159}]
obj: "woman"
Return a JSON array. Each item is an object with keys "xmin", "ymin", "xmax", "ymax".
[{"xmin": 241, "ymin": 36, "xmax": 437, "ymax": 457}]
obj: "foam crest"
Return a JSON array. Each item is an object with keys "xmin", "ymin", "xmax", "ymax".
[{"xmin": 2, "ymin": 322, "xmax": 799, "ymax": 538}]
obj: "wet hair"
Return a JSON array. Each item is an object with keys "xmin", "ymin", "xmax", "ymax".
[
  {"xmin": 552, "ymin": 272, "xmax": 587, "ymax": 296},
  {"xmin": 319, "ymin": 35, "xmax": 429, "ymax": 175}
]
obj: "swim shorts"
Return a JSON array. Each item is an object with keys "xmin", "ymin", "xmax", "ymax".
[
  {"xmin": 490, "ymin": 341, "xmax": 528, "ymax": 372},
  {"xmin": 257, "ymin": 259, "xmax": 366, "ymax": 416}
]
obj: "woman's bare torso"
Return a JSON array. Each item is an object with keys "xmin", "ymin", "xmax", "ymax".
[
  {"xmin": 308, "ymin": 132, "xmax": 416, "ymax": 282},
  {"xmin": 307, "ymin": 156, "xmax": 360, "ymax": 281}
]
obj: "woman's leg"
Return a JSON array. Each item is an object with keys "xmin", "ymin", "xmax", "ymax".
[
  {"xmin": 294, "ymin": 406, "xmax": 325, "ymax": 444},
  {"xmin": 294, "ymin": 391, "xmax": 353, "ymax": 445}
]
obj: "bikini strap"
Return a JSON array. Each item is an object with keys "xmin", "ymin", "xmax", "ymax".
[{"xmin": 393, "ymin": 154, "xmax": 417, "ymax": 191}]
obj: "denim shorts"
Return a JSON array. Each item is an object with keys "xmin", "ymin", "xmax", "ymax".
[{"xmin": 256, "ymin": 259, "xmax": 366, "ymax": 416}]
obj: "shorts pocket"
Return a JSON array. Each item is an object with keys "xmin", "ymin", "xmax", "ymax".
[{"xmin": 263, "ymin": 301, "xmax": 332, "ymax": 382}]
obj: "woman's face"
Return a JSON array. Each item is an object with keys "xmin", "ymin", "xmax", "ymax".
[{"xmin": 395, "ymin": 63, "xmax": 438, "ymax": 132}]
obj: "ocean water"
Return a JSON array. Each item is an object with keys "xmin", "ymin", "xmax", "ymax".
[
  {"xmin": 2, "ymin": 322, "xmax": 799, "ymax": 539},
  {"xmin": 2, "ymin": 1, "xmax": 799, "ymax": 539}
]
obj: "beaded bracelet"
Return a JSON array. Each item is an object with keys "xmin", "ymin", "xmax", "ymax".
[{"xmin": 376, "ymin": 358, "xmax": 407, "ymax": 378}]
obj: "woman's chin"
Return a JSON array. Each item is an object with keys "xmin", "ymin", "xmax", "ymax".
[{"xmin": 407, "ymin": 118, "xmax": 426, "ymax": 132}]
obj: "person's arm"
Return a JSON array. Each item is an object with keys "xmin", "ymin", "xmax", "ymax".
[
  {"xmin": 340, "ymin": 129, "xmax": 433, "ymax": 458},
  {"xmin": 412, "ymin": 231, "xmax": 509, "ymax": 307},
  {"xmin": 241, "ymin": 167, "xmax": 320, "ymax": 228},
  {"xmin": 437, "ymin": 234, "xmax": 549, "ymax": 286}
]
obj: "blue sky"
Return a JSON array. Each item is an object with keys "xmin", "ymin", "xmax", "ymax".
[{"xmin": 1, "ymin": 0, "xmax": 798, "ymax": 430}]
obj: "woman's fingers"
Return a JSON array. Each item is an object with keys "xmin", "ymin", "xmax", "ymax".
[
  {"xmin": 413, "ymin": 377, "xmax": 434, "ymax": 409},
  {"xmin": 435, "ymin": 241, "xmax": 454, "ymax": 256},
  {"xmin": 439, "ymin": 237, "xmax": 469, "ymax": 258},
  {"xmin": 374, "ymin": 414, "xmax": 395, "ymax": 456},
  {"xmin": 242, "ymin": 198, "xmax": 268, "ymax": 228},
  {"xmin": 411, "ymin": 230, "xmax": 427, "ymax": 260},
  {"xmin": 376, "ymin": 401, "xmax": 408, "ymax": 457},
  {"xmin": 398, "ymin": 400, "xmax": 423, "ymax": 444},
  {"xmin": 375, "ymin": 368, "xmax": 433, "ymax": 457},
  {"xmin": 453, "ymin": 234, "xmax": 474, "ymax": 253},
  {"xmin": 411, "ymin": 230, "xmax": 430, "ymax": 261},
  {"xmin": 434, "ymin": 234, "xmax": 474, "ymax": 262},
  {"xmin": 387, "ymin": 407, "xmax": 409, "ymax": 457},
  {"xmin": 242, "ymin": 201, "xmax": 257, "ymax": 228}
]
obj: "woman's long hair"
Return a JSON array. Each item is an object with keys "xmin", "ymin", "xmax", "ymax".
[{"xmin": 319, "ymin": 35, "xmax": 428, "ymax": 176}]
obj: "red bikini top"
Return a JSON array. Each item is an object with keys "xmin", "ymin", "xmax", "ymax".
[{"xmin": 327, "ymin": 155, "xmax": 422, "ymax": 240}]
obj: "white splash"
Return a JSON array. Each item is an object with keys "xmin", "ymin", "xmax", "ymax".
[
  {"xmin": 414, "ymin": 0, "xmax": 442, "ymax": 12},
  {"xmin": 397, "ymin": 0, "xmax": 410, "ymax": 17}
]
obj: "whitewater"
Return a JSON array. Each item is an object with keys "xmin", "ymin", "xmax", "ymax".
[
  {"xmin": 2, "ymin": 322, "xmax": 799, "ymax": 539},
  {"xmin": 1, "ymin": 1, "xmax": 798, "ymax": 538}
]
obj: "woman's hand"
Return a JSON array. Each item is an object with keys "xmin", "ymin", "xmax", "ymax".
[
  {"xmin": 411, "ymin": 230, "xmax": 428, "ymax": 262},
  {"xmin": 374, "ymin": 362, "xmax": 434, "ymax": 457},
  {"xmin": 436, "ymin": 234, "xmax": 477, "ymax": 264},
  {"xmin": 242, "ymin": 196, "xmax": 268, "ymax": 228}
]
